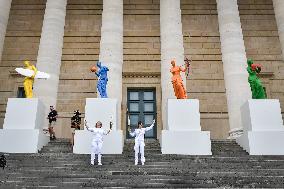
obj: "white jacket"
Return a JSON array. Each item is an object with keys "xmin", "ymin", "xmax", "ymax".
[
  {"xmin": 86, "ymin": 127, "xmax": 110, "ymax": 143},
  {"xmin": 129, "ymin": 123, "xmax": 154, "ymax": 143}
]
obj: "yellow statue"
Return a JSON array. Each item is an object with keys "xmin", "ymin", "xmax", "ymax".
[{"xmin": 23, "ymin": 60, "xmax": 37, "ymax": 98}]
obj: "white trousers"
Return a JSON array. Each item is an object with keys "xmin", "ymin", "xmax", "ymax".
[
  {"xmin": 134, "ymin": 141, "xmax": 145, "ymax": 163},
  {"xmin": 91, "ymin": 140, "xmax": 103, "ymax": 163}
]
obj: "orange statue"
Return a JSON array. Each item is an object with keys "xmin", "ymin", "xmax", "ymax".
[{"xmin": 170, "ymin": 59, "xmax": 190, "ymax": 99}]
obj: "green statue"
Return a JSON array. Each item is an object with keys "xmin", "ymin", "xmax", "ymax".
[{"xmin": 247, "ymin": 59, "xmax": 266, "ymax": 99}]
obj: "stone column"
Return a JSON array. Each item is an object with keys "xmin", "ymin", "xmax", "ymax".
[
  {"xmin": 160, "ymin": 0, "xmax": 185, "ymax": 129},
  {"xmin": 33, "ymin": 0, "xmax": 67, "ymax": 110},
  {"xmin": 0, "ymin": 0, "xmax": 12, "ymax": 62},
  {"xmin": 216, "ymin": 0, "xmax": 251, "ymax": 138},
  {"xmin": 99, "ymin": 0, "xmax": 123, "ymax": 129},
  {"xmin": 273, "ymin": 0, "xmax": 284, "ymax": 61}
]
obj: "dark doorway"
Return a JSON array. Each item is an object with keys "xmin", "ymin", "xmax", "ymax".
[{"xmin": 127, "ymin": 88, "xmax": 157, "ymax": 139}]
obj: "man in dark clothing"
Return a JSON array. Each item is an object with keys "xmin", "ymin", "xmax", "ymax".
[
  {"xmin": 47, "ymin": 106, "xmax": 58, "ymax": 140},
  {"xmin": 70, "ymin": 110, "xmax": 81, "ymax": 146}
]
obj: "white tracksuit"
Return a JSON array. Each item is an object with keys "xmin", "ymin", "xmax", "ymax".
[
  {"xmin": 129, "ymin": 123, "xmax": 154, "ymax": 164},
  {"xmin": 86, "ymin": 127, "xmax": 110, "ymax": 164}
]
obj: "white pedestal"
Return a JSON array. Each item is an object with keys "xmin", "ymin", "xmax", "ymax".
[
  {"xmin": 0, "ymin": 98, "xmax": 49, "ymax": 153},
  {"xmin": 236, "ymin": 99, "xmax": 284, "ymax": 155},
  {"xmin": 161, "ymin": 99, "xmax": 212, "ymax": 155},
  {"xmin": 73, "ymin": 98, "xmax": 123, "ymax": 154},
  {"xmin": 73, "ymin": 130, "xmax": 123, "ymax": 154}
]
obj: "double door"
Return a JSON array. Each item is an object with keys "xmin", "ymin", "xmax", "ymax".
[{"xmin": 127, "ymin": 89, "xmax": 156, "ymax": 139}]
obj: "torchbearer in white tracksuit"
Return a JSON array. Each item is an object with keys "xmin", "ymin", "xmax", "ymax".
[
  {"xmin": 85, "ymin": 120, "xmax": 112, "ymax": 165},
  {"xmin": 128, "ymin": 119, "xmax": 155, "ymax": 165}
]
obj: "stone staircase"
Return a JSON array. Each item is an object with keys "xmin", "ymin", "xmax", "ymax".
[{"xmin": 1, "ymin": 139, "xmax": 284, "ymax": 188}]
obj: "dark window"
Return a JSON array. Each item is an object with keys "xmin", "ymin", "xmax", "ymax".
[{"xmin": 17, "ymin": 87, "xmax": 26, "ymax": 98}]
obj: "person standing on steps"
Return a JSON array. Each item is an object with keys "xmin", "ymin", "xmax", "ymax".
[
  {"xmin": 128, "ymin": 119, "xmax": 155, "ymax": 166},
  {"xmin": 70, "ymin": 110, "xmax": 82, "ymax": 146},
  {"xmin": 47, "ymin": 106, "xmax": 58, "ymax": 140},
  {"xmin": 85, "ymin": 120, "xmax": 112, "ymax": 165}
]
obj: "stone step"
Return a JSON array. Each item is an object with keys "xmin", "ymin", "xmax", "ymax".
[
  {"xmin": 2, "ymin": 139, "xmax": 284, "ymax": 188},
  {"xmin": 2, "ymin": 170, "xmax": 284, "ymax": 180},
  {"xmin": 1, "ymin": 176, "xmax": 284, "ymax": 188},
  {"xmin": 6, "ymin": 154, "xmax": 284, "ymax": 161}
]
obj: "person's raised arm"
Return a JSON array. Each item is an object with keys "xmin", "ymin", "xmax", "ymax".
[
  {"xmin": 85, "ymin": 121, "xmax": 92, "ymax": 132},
  {"xmin": 145, "ymin": 119, "xmax": 155, "ymax": 131},
  {"xmin": 103, "ymin": 121, "xmax": 113, "ymax": 135},
  {"xmin": 128, "ymin": 126, "xmax": 135, "ymax": 137},
  {"xmin": 103, "ymin": 129, "xmax": 111, "ymax": 135}
]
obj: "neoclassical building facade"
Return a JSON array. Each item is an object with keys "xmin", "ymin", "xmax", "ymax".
[{"xmin": 0, "ymin": 0, "xmax": 284, "ymax": 140}]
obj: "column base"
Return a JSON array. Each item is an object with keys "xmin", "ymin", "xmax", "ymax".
[{"xmin": 228, "ymin": 128, "xmax": 243, "ymax": 139}]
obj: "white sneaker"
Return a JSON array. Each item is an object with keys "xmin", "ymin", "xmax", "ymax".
[
  {"xmin": 98, "ymin": 162, "xmax": 102, "ymax": 165},
  {"xmin": 141, "ymin": 162, "xmax": 144, "ymax": 165},
  {"xmin": 91, "ymin": 162, "xmax": 94, "ymax": 165},
  {"xmin": 134, "ymin": 161, "xmax": 138, "ymax": 165}
]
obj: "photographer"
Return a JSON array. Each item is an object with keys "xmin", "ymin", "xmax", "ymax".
[{"xmin": 70, "ymin": 110, "xmax": 81, "ymax": 146}]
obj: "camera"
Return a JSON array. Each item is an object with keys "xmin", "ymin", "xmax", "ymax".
[{"xmin": 74, "ymin": 110, "xmax": 81, "ymax": 116}]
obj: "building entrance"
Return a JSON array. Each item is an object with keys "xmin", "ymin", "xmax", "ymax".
[{"xmin": 127, "ymin": 89, "xmax": 157, "ymax": 139}]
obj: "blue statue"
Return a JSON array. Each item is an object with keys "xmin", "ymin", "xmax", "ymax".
[{"xmin": 91, "ymin": 61, "xmax": 109, "ymax": 98}]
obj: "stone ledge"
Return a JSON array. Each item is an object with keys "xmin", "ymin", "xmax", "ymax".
[{"xmin": 122, "ymin": 72, "xmax": 160, "ymax": 78}]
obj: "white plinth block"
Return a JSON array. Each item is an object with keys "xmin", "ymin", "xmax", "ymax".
[
  {"xmin": 0, "ymin": 98, "xmax": 49, "ymax": 153},
  {"xmin": 0, "ymin": 130, "xmax": 49, "ymax": 153},
  {"xmin": 3, "ymin": 98, "xmax": 45, "ymax": 130},
  {"xmin": 161, "ymin": 99, "xmax": 212, "ymax": 155},
  {"xmin": 168, "ymin": 99, "xmax": 200, "ymax": 131},
  {"xmin": 236, "ymin": 99, "xmax": 284, "ymax": 155},
  {"xmin": 241, "ymin": 99, "xmax": 283, "ymax": 131},
  {"xmin": 73, "ymin": 130, "xmax": 123, "ymax": 154},
  {"xmin": 73, "ymin": 98, "xmax": 123, "ymax": 154},
  {"xmin": 161, "ymin": 130, "xmax": 211, "ymax": 155},
  {"xmin": 84, "ymin": 98, "xmax": 118, "ymax": 130}
]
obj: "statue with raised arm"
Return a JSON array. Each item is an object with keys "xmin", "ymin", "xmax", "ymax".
[
  {"xmin": 91, "ymin": 61, "xmax": 109, "ymax": 98},
  {"xmin": 170, "ymin": 58, "xmax": 191, "ymax": 99},
  {"xmin": 247, "ymin": 59, "xmax": 266, "ymax": 99},
  {"xmin": 23, "ymin": 60, "xmax": 37, "ymax": 98},
  {"xmin": 15, "ymin": 60, "xmax": 50, "ymax": 98}
]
